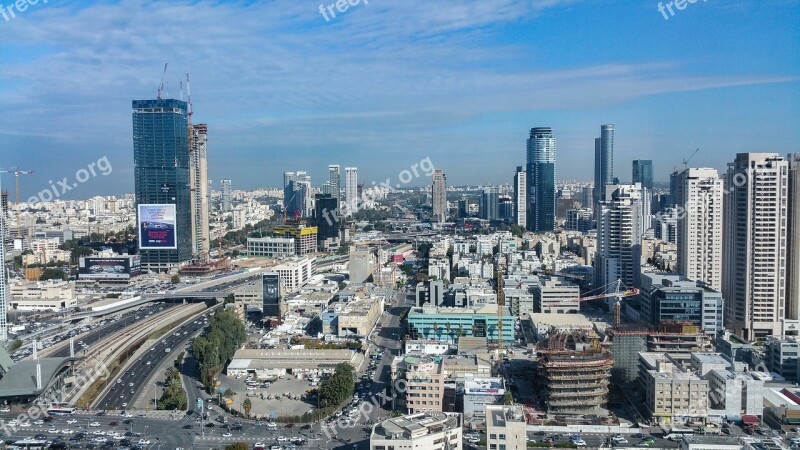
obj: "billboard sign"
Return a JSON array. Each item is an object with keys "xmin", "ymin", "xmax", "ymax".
[
  {"xmin": 78, "ymin": 257, "xmax": 139, "ymax": 280},
  {"xmin": 138, "ymin": 204, "xmax": 177, "ymax": 250}
]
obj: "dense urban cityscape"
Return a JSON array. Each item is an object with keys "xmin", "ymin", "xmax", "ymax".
[{"xmin": 0, "ymin": 2, "xmax": 798, "ymax": 450}]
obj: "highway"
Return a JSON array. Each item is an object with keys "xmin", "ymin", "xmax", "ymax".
[
  {"xmin": 95, "ymin": 310, "xmax": 213, "ymax": 411},
  {"xmin": 50, "ymin": 303, "xmax": 176, "ymax": 358}
]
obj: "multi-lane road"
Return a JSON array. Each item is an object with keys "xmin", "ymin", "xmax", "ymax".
[
  {"xmin": 50, "ymin": 303, "xmax": 177, "ymax": 358},
  {"xmin": 95, "ymin": 310, "xmax": 213, "ymax": 411}
]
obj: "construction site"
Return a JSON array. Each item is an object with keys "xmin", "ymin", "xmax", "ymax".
[{"xmin": 537, "ymin": 331, "xmax": 613, "ymax": 415}]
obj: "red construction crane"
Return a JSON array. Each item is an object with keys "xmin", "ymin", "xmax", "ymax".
[{"xmin": 561, "ymin": 279, "xmax": 639, "ymax": 327}]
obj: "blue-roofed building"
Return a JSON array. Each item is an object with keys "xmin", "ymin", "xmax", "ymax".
[{"xmin": 407, "ymin": 304, "xmax": 515, "ymax": 345}]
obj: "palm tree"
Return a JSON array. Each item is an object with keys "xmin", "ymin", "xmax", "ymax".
[
  {"xmin": 242, "ymin": 398, "xmax": 252, "ymax": 418},
  {"xmin": 456, "ymin": 325, "xmax": 464, "ymax": 341},
  {"xmin": 445, "ymin": 323, "xmax": 452, "ymax": 343},
  {"xmin": 432, "ymin": 322, "xmax": 439, "ymax": 340}
]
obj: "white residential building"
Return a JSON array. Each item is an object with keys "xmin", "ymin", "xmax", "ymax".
[
  {"xmin": 533, "ymin": 276, "xmax": 581, "ymax": 314},
  {"xmin": 189, "ymin": 124, "xmax": 210, "ymax": 259},
  {"xmin": 369, "ymin": 412, "xmax": 462, "ymax": 450},
  {"xmin": 485, "ymin": 405, "xmax": 527, "ymax": 450},
  {"xmin": 596, "ymin": 184, "xmax": 643, "ymax": 292},
  {"xmin": 514, "ymin": 166, "xmax": 526, "ymax": 229},
  {"xmin": 273, "ymin": 256, "xmax": 315, "ymax": 293},
  {"xmin": 723, "ymin": 153, "xmax": 789, "ymax": 340},
  {"xmin": 345, "ymin": 167, "xmax": 358, "ymax": 215},
  {"xmin": 676, "ymin": 168, "xmax": 724, "ymax": 291},
  {"xmin": 328, "ymin": 164, "xmax": 341, "ymax": 202},
  {"xmin": 432, "ymin": 169, "xmax": 447, "ymax": 223}
]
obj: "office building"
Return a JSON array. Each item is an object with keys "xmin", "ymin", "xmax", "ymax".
[
  {"xmin": 246, "ymin": 237, "xmax": 295, "ymax": 258},
  {"xmin": 653, "ymin": 207, "xmax": 679, "ymax": 244},
  {"xmin": 788, "ymin": 154, "xmax": 800, "ymax": 325},
  {"xmin": 485, "ymin": 405, "xmax": 527, "ymax": 450},
  {"xmin": 513, "ymin": 166, "xmax": 527, "ymax": 228},
  {"xmin": 565, "ymin": 208, "xmax": 593, "ymax": 232},
  {"xmin": 596, "ymin": 184, "xmax": 643, "ymax": 292},
  {"xmin": 283, "ymin": 171, "xmax": 312, "ymax": 218},
  {"xmin": 457, "ymin": 198, "xmax": 469, "ymax": 219},
  {"xmin": 132, "ymin": 98, "xmax": 193, "ymax": 271},
  {"xmin": 407, "ymin": 304, "xmax": 515, "ymax": 344},
  {"xmin": 673, "ymin": 168, "xmax": 724, "ymax": 290},
  {"xmin": 349, "ymin": 246, "xmax": 376, "ymax": 284},
  {"xmin": 640, "ymin": 354, "xmax": 709, "ymax": 425},
  {"xmin": 432, "ymin": 169, "xmax": 447, "ymax": 223},
  {"xmin": 705, "ymin": 369, "xmax": 764, "ymax": 418},
  {"xmin": 314, "ymin": 193, "xmax": 339, "ymax": 246},
  {"xmin": 526, "ymin": 127, "xmax": 556, "ymax": 232},
  {"xmin": 369, "ymin": 412, "xmax": 462, "ymax": 450},
  {"xmin": 272, "ymin": 224, "xmax": 318, "ymax": 255},
  {"xmin": 220, "ymin": 179, "xmax": 232, "ymax": 212},
  {"xmin": 533, "ymin": 276, "xmax": 581, "ymax": 314},
  {"xmin": 188, "ymin": 124, "xmax": 210, "ymax": 260},
  {"xmin": 480, "ymin": 187, "xmax": 499, "ymax": 221},
  {"xmin": 344, "ymin": 167, "xmax": 358, "ymax": 215},
  {"xmin": 328, "ymin": 164, "xmax": 341, "ymax": 201},
  {"xmin": 272, "ymin": 256, "xmax": 315, "ymax": 293},
  {"xmin": 463, "ymin": 375, "xmax": 505, "ymax": 422},
  {"xmin": 593, "ymin": 124, "xmax": 615, "ymax": 206},
  {"xmin": 632, "ymin": 160, "xmax": 654, "ymax": 190},
  {"xmin": 723, "ymin": 153, "xmax": 789, "ymax": 340},
  {"xmin": 393, "ymin": 356, "xmax": 446, "ymax": 414},
  {"xmin": 764, "ymin": 336, "xmax": 800, "ymax": 382},
  {"xmin": 639, "ymin": 274, "xmax": 724, "ymax": 335}
]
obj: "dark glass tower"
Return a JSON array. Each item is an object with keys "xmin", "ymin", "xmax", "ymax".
[
  {"xmin": 133, "ymin": 98, "xmax": 192, "ymax": 271},
  {"xmin": 314, "ymin": 193, "xmax": 339, "ymax": 246},
  {"xmin": 632, "ymin": 160, "xmax": 654, "ymax": 190},
  {"xmin": 526, "ymin": 127, "xmax": 556, "ymax": 232},
  {"xmin": 593, "ymin": 124, "xmax": 615, "ymax": 207}
]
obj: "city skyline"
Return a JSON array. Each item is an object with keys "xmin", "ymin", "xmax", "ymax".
[{"xmin": 0, "ymin": 1, "xmax": 798, "ymax": 198}]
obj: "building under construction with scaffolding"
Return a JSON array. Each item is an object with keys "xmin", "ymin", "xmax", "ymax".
[{"xmin": 538, "ymin": 331, "xmax": 613, "ymax": 415}]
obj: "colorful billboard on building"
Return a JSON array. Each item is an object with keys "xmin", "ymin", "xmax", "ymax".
[{"xmin": 138, "ymin": 204, "xmax": 177, "ymax": 249}]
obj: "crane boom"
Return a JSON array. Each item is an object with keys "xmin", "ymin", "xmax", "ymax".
[{"xmin": 157, "ymin": 63, "xmax": 168, "ymax": 100}]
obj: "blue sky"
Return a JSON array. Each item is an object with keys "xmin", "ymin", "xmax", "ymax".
[{"xmin": 0, "ymin": 0, "xmax": 798, "ymax": 198}]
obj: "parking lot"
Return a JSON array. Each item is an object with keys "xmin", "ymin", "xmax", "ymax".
[{"xmin": 217, "ymin": 373, "xmax": 316, "ymax": 419}]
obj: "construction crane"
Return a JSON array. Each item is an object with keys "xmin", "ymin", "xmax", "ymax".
[
  {"xmin": 157, "ymin": 63, "xmax": 168, "ymax": 100},
  {"xmin": 682, "ymin": 148, "xmax": 701, "ymax": 170},
  {"xmin": 0, "ymin": 168, "xmax": 35, "ymax": 238},
  {"xmin": 561, "ymin": 279, "xmax": 639, "ymax": 328}
]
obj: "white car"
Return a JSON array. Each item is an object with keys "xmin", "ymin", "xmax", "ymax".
[
  {"xmin": 89, "ymin": 421, "xmax": 101, "ymax": 427},
  {"xmin": 92, "ymin": 430, "xmax": 106, "ymax": 436},
  {"xmin": 33, "ymin": 420, "xmax": 44, "ymax": 425},
  {"xmin": 0, "ymin": 407, "xmax": 10, "ymax": 412},
  {"xmin": 277, "ymin": 437, "xmax": 288, "ymax": 443},
  {"xmin": 49, "ymin": 428, "xmax": 61, "ymax": 434},
  {"xmin": 122, "ymin": 403, "xmax": 128, "ymax": 408},
  {"xmin": 138, "ymin": 439, "xmax": 151, "ymax": 446},
  {"xmin": 613, "ymin": 436, "xmax": 629, "ymax": 444},
  {"xmin": 573, "ymin": 439, "xmax": 587, "ymax": 447},
  {"xmin": 122, "ymin": 413, "xmax": 133, "ymax": 418},
  {"xmin": 18, "ymin": 421, "xmax": 31, "ymax": 428},
  {"xmin": 222, "ymin": 432, "xmax": 232, "ymax": 437}
]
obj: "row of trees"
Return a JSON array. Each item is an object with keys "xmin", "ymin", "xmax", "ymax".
[
  {"xmin": 157, "ymin": 367, "xmax": 187, "ymax": 410},
  {"xmin": 192, "ymin": 309, "xmax": 248, "ymax": 391},
  {"xmin": 317, "ymin": 363, "xmax": 355, "ymax": 408}
]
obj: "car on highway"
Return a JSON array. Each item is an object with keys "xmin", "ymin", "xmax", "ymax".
[
  {"xmin": 89, "ymin": 422, "xmax": 100, "ymax": 427},
  {"xmin": 222, "ymin": 432, "xmax": 232, "ymax": 437}
]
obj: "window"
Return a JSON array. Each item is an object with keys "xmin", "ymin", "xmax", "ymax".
[{"xmin": 490, "ymin": 434, "xmax": 497, "ymax": 439}]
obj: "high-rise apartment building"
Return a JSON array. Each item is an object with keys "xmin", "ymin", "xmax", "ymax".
[
  {"xmin": 328, "ymin": 164, "xmax": 341, "ymax": 202},
  {"xmin": 0, "ymin": 161, "xmax": 6, "ymax": 341},
  {"xmin": 723, "ymin": 153, "xmax": 789, "ymax": 340},
  {"xmin": 283, "ymin": 172, "xmax": 312, "ymax": 218},
  {"xmin": 344, "ymin": 167, "xmax": 358, "ymax": 215},
  {"xmin": 431, "ymin": 169, "xmax": 447, "ymax": 223},
  {"xmin": 132, "ymin": 98, "xmax": 193, "ymax": 271},
  {"xmin": 632, "ymin": 160, "xmax": 654, "ymax": 190},
  {"xmin": 220, "ymin": 179, "xmax": 232, "ymax": 212},
  {"xmin": 596, "ymin": 184, "xmax": 642, "ymax": 292},
  {"xmin": 189, "ymin": 124, "xmax": 210, "ymax": 260},
  {"xmin": 526, "ymin": 127, "xmax": 556, "ymax": 232},
  {"xmin": 480, "ymin": 187, "xmax": 500, "ymax": 221},
  {"xmin": 593, "ymin": 124, "xmax": 615, "ymax": 207},
  {"xmin": 514, "ymin": 166, "xmax": 527, "ymax": 229},
  {"xmin": 675, "ymin": 168, "xmax": 723, "ymax": 291},
  {"xmin": 788, "ymin": 154, "xmax": 800, "ymax": 324}
]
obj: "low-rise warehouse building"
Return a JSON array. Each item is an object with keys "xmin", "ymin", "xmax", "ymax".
[{"xmin": 226, "ymin": 348, "xmax": 361, "ymax": 378}]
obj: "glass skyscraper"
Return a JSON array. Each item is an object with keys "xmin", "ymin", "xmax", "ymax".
[
  {"xmin": 594, "ymin": 124, "xmax": 615, "ymax": 207},
  {"xmin": 526, "ymin": 127, "xmax": 556, "ymax": 232},
  {"xmin": 133, "ymin": 98, "xmax": 193, "ymax": 271},
  {"xmin": 632, "ymin": 160, "xmax": 654, "ymax": 190}
]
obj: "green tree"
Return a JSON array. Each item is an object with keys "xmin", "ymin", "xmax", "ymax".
[
  {"xmin": 318, "ymin": 363, "xmax": 355, "ymax": 407},
  {"xmin": 225, "ymin": 443, "xmax": 250, "ymax": 450},
  {"xmin": 242, "ymin": 398, "xmax": 252, "ymax": 418},
  {"xmin": 39, "ymin": 268, "xmax": 66, "ymax": 281},
  {"xmin": 9, "ymin": 339, "xmax": 23, "ymax": 352},
  {"xmin": 170, "ymin": 274, "xmax": 181, "ymax": 284},
  {"xmin": 502, "ymin": 391, "xmax": 514, "ymax": 405}
]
